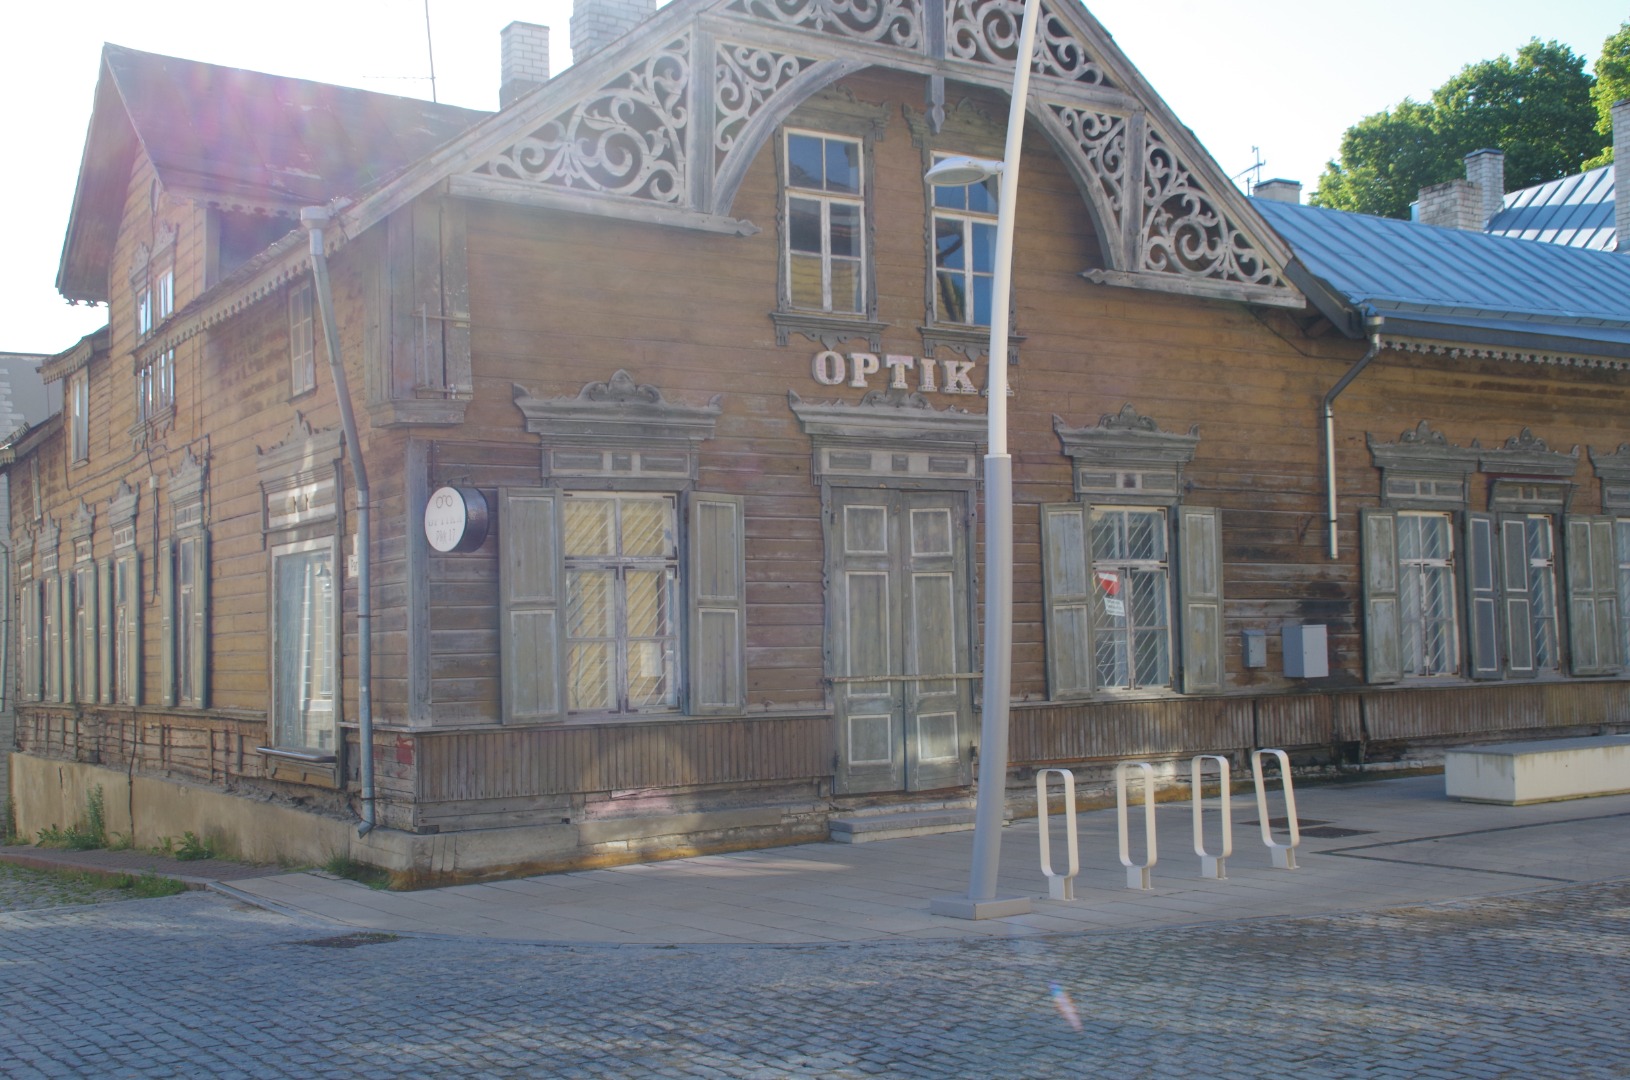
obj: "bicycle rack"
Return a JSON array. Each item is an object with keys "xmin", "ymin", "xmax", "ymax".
[
  {"xmin": 1191, "ymin": 754, "xmax": 1232, "ymax": 880},
  {"xmin": 1251, "ymin": 748, "xmax": 1300, "ymax": 870},
  {"xmin": 1036, "ymin": 768, "xmax": 1079, "ymax": 901},
  {"xmin": 1115, "ymin": 761, "xmax": 1157, "ymax": 890}
]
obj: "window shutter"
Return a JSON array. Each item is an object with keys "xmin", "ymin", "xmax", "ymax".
[
  {"xmin": 1566, "ymin": 516, "xmax": 1620, "ymax": 676},
  {"xmin": 1361, "ymin": 508, "xmax": 1402, "ymax": 684},
  {"xmin": 1040, "ymin": 503, "xmax": 1093, "ymax": 698},
  {"xmin": 1463, "ymin": 513, "xmax": 1501, "ymax": 680},
  {"xmin": 98, "ymin": 559, "xmax": 113, "ymax": 704},
  {"xmin": 499, "ymin": 488, "xmax": 564, "ymax": 723},
  {"xmin": 1499, "ymin": 516, "xmax": 1536, "ymax": 678},
  {"xmin": 129, "ymin": 553, "xmax": 143, "ymax": 705},
  {"xmin": 1178, "ymin": 505, "xmax": 1225, "ymax": 694},
  {"xmin": 161, "ymin": 539, "xmax": 176, "ymax": 706},
  {"xmin": 61, "ymin": 574, "xmax": 76, "ymax": 704},
  {"xmin": 687, "ymin": 492, "xmax": 747, "ymax": 716},
  {"xmin": 78, "ymin": 567, "xmax": 98, "ymax": 705},
  {"xmin": 191, "ymin": 534, "xmax": 210, "ymax": 706},
  {"xmin": 23, "ymin": 582, "xmax": 38, "ymax": 702}
]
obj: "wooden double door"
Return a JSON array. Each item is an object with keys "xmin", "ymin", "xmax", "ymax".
[{"xmin": 830, "ymin": 488, "xmax": 975, "ymax": 794}]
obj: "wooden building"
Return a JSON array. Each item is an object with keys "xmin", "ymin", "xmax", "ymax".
[{"xmin": 11, "ymin": 0, "xmax": 1630, "ymax": 880}]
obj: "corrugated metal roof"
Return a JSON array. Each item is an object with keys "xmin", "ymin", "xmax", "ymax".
[
  {"xmin": 1486, "ymin": 165, "xmax": 1616, "ymax": 252},
  {"xmin": 1253, "ymin": 198, "xmax": 1630, "ymax": 359}
]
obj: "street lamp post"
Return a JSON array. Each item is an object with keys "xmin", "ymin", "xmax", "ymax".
[{"xmin": 929, "ymin": 0, "xmax": 1041, "ymax": 921}]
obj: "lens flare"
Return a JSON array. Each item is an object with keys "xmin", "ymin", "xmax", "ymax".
[{"xmin": 1049, "ymin": 982, "xmax": 1083, "ymax": 1033}]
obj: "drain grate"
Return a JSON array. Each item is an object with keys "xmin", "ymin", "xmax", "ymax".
[
  {"xmin": 293, "ymin": 932, "xmax": 399, "ymax": 949},
  {"xmin": 1298, "ymin": 826, "xmax": 1375, "ymax": 839},
  {"xmin": 1242, "ymin": 818, "xmax": 1329, "ymax": 828}
]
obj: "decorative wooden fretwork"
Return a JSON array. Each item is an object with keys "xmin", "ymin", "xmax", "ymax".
[
  {"xmin": 1367, "ymin": 421, "xmax": 1478, "ymax": 509},
  {"xmin": 1054, "ymin": 404, "xmax": 1198, "ymax": 505},
  {"xmin": 445, "ymin": 0, "xmax": 1297, "ymax": 305},
  {"xmin": 514, "ymin": 370, "xmax": 721, "ymax": 487},
  {"xmin": 789, "ymin": 386, "xmax": 985, "ymax": 485},
  {"xmin": 1590, "ymin": 444, "xmax": 1630, "ymax": 513}
]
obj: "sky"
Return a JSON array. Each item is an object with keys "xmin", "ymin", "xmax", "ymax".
[{"xmin": 3, "ymin": 0, "xmax": 1625, "ymax": 354}]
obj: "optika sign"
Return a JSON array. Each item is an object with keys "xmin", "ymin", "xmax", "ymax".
[{"xmin": 810, "ymin": 351, "xmax": 979, "ymax": 395}]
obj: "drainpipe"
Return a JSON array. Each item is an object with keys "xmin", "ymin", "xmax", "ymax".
[
  {"xmin": 301, "ymin": 207, "xmax": 375, "ymax": 835},
  {"xmin": 1322, "ymin": 309, "xmax": 1384, "ymax": 561}
]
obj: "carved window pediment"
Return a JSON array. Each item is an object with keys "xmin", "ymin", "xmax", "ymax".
[
  {"xmin": 1475, "ymin": 428, "xmax": 1579, "ymax": 479},
  {"xmin": 257, "ymin": 416, "xmax": 339, "ymax": 534},
  {"xmin": 1368, "ymin": 421, "xmax": 1477, "ymax": 509},
  {"xmin": 790, "ymin": 387, "xmax": 985, "ymax": 483},
  {"xmin": 1590, "ymin": 444, "xmax": 1630, "ymax": 513},
  {"xmin": 1054, "ymin": 404, "xmax": 1198, "ymax": 504},
  {"xmin": 515, "ymin": 370, "xmax": 721, "ymax": 485}
]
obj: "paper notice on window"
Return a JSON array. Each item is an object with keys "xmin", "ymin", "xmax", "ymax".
[{"xmin": 1097, "ymin": 571, "xmax": 1124, "ymax": 616}]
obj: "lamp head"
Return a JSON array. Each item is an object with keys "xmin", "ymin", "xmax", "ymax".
[{"xmin": 925, "ymin": 155, "xmax": 1005, "ymax": 186}]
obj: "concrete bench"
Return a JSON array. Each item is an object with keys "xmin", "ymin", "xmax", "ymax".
[{"xmin": 1445, "ymin": 736, "xmax": 1630, "ymax": 805}]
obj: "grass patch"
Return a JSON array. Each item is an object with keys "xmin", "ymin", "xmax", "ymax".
[
  {"xmin": 112, "ymin": 872, "xmax": 188, "ymax": 899},
  {"xmin": 3, "ymin": 797, "xmax": 17, "ymax": 845},
  {"xmin": 324, "ymin": 854, "xmax": 393, "ymax": 890},
  {"xmin": 36, "ymin": 786, "xmax": 107, "ymax": 851},
  {"xmin": 154, "ymin": 831, "xmax": 215, "ymax": 861}
]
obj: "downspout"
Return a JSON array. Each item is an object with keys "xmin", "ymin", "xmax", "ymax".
[
  {"xmin": 1322, "ymin": 308, "xmax": 1384, "ymax": 560},
  {"xmin": 301, "ymin": 207, "xmax": 375, "ymax": 835}
]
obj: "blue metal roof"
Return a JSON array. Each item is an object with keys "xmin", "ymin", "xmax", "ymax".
[
  {"xmin": 1252, "ymin": 198, "xmax": 1630, "ymax": 360},
  {"xmin": 1486, "ymin": 165, "xmax": 1615, "ymax": 252}
]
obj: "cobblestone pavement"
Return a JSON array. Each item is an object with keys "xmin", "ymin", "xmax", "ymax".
[{"xmin": 3, "ymin": 880, "xmax": 1628, "ymax": 1078}]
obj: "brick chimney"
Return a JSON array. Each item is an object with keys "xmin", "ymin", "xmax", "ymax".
[
  {"xmin": 500, "ymin": 22, "xmax": 550, "ymax": 107},
  {"xmin": 1615, "ymin": 98, "xmax": 1630, "ymax": 254},
  {"xmin": 1463, "ymin": 148, "xmax": 1505, "ymax": 228},
  {"xmin": 1416, "ymin": 179, "xmax": 1482, "ymax": 230},
  {"xmin": 572, "ymin": 0, "xmax": 656, "ymax": 64},
  {"xmin": 1254, "ymin": 179, "xmax": 1302, "ymax": 204}
]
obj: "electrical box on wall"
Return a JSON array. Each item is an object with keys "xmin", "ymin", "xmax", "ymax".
[
  {"xmin": 1242, "ymin": 629, "xmax": 1267, "ymax": 669},
  {"xmin": 1282, "ymin": 624, "xmax": 1328, "ymax": 678}
]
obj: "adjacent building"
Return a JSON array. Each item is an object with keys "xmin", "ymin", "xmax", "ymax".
[{"xmin": 11, "ymin": 0, "xmax": 1630, "ymax": 881}]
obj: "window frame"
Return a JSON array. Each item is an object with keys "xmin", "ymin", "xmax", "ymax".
[
  {"xmin": 1395, "ymin": 510, "xmax": 1460, "ymax": 678},
  {"xmin": 269, "ymin": 536, "xmax": 340, "ymax": 753},
  {"xmin": 782, "ymin": 128, "xmax": 867, "ymax": 316},
  {"xmin": 1083, "ymin": 505, "xmax": 1174, "ymax": 692},
  {"xmin": 289, "ymin": 279, "xmax": 317, "ymax": 397},
  {"xmin": 68, "ymin": 370, "xmax": 89, "ymax": 465},
  {"xmin": 928, "ymin": 153, "xmax": 999, "ymax": 328}
]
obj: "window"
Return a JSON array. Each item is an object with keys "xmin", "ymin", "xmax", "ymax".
[
  {"xmin": 1044, "ymin": 407, "xmax": 1220, "ymax": 698},
  {"xmin": 785, "ymin": 131, "xmax": 865, "ymax": 314},
  {"xmin": 931, "ymin": 158, "xmax": 998, "ymax": 326},
  {"xmin": 500, "ymin": 488, "xmax": 745, "ymax": 723},
  {"xmin": 272, "ymin": 541, "xmax": 336, "ymax": 751},
  {"xmin": 68, "ymin": 371, "xmax": 89, "ymax": 463},
  {"xmin": 290, "ymin": 280, "xmax": 316, "ymax": 396},
  {"xmin": 1397, "ymin": 512, "xmax": 1458, "ymax": 677},
  {"xmin": 164, "ymin": 452, "xmax": 208, "ymax": 707},
  {"xmin": 1509, "ymin": 515, "xmax": 1560, "ymax": 674},
  {"xmin": 18, "ymin": 556, "xmax": 41, "ymax": 703},
  {"xmin": 563, "ymin": 494, "xmax": 679, "ymax": 715},
  {"xmin": 112, "ymin": 550, "xmax": 140, "ymax": 704},
  {"xmin": 73, "ymin": 560, "xmax": 98, "ymax": 704},
  {"xmin": 138, "ymin": 268, "xmax": 175, "ymax": 421}
]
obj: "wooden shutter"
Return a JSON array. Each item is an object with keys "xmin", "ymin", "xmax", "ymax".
[
  {"xmin": 160, "ymin": 539, "xmax": 175, "ymax": 706},
  {"xmin": 59, "ymin": 574, "xmax": 74, "ymax": 704},
  {"xmin": 1566, "ymin": 516, "xmax": 1620, "ymax": 676},
  {"xmin": 1463, "ymin": 513, "xmax": 1501, "ymax": 680},
  {"xmin": 22, "ymin": 581, "xmax": 38, "ymax": 701},
  {"xmin": 499, "ymin": 488, "xmax": 564, "ymax": 723},
  {"xmin": 98, "ymin": 559, "xmax": 113, "ymax": 704},
  {"xmin": 687, "ymin": 492, "xmax": 746, "ymax": 716},
  {"xmin": 1178, "ymin": 505, "xmax": 1225, "ymax": 694},
  {"xmin": 1040, "ymin": 503, "xmax": 1093, "ymax": 698},
  {"xmin": 1499, "ymin": 516, "xmax": 1536, "ymax": 678},
  {"xmin": 1360, "ymin": 508, "xmax": 1402, "ymax": 684},
  {"xmin": 192, "ymin": 533, "xmax": 210, "ymax": 706}
]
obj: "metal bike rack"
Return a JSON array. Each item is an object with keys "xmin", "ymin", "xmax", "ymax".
[
  {"xmin": 1115, "ymin": 761, "xmax": 1157, "ymax": 890},
  {"xmin": 1251, "ymin": 748, "xmax": 1300, "ymax": 870},
  {"xmin": 1036, "ymin": 768, "xmax": 1079, "ymax": 901},
  {"xmin": 1191, "ymin": 754, "xmax": 1232, "ymax": 880}
]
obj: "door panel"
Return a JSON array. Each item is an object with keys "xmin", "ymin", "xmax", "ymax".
[{"xmin": 832, "ymin": 489, "xmax": 973, "ymax": 794}]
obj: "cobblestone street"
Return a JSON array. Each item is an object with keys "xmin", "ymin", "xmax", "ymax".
[{"xmin": 3, "ymin": 879, "xmax": 1627, "ymax": 1078}]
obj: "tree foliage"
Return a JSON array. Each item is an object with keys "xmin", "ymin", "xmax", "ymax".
[
  {"xmin": 1586, "ymin": 20, "xmax": 1630, "ymax": 167},
  {"xmin": 1312, "ymin": 39, "xmax": 1597, "ymax": 218}
]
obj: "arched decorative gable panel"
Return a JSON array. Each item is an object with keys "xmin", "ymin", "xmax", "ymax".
[{"xmin": 445, "ymin": 0, "xmax": 1300, "ymax": 306}]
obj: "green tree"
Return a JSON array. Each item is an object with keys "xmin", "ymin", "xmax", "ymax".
[
  {"xmin": 1585, "ymin": 20, "xmax": 1630, "ymax": 167},
  {"xmin": 1312, "ymin": 39, "xmax": 1597, "ymax": 218}
]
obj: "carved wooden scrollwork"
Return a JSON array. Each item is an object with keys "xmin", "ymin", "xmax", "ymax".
[
  {"xmin": 725, "ymin": 0, "xmax": 924, "ymax": 47},
  {"xmin": 946, "ymin": 0, "xmax": 1112, "ymax": 86},
  {"xmin": 1141, "ymin": 128, "xmax": 1282, "ymax": 288},
  {"xmin": 477, "ymin": 37, "xmax": 692, "ymax": 203},
  {"xmin": 715, "ymin": 43, "xmax": 820, "ymax": 163}
]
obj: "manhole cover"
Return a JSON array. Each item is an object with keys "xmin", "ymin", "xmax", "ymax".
[
  {"xmin": 293, "ymin": 932, "xmax": 399, "ymax": 949},
  {"xmin": 1298, "ymin": 826, "xmax": 1375, "ymax": 839}
]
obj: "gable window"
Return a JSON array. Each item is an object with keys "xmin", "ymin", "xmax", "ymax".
[
  {"xmin": 506, "ymin": 373, "xmax": 745, "ymax": 723},
  {"xmin": 138, "ymin": 267, "xmax": 175, "ymax": 422},
  {"xmin": 68, "ymin": 371, "xmax": 89, "ymax": 464},
  {"xmin": 931, "ymin": 157, "xmax": 998, "ymax": 326},
  {"xmin": 290, "ymin": 280, "xmax": 317, "ymax": 396},
  {"xmin": 1043, "ymin": 407, "xmax": 1223, "ymax": 698},
  {"xmin": 785, "ymin": 131, "xmax": 864, "ymax": 315}
]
